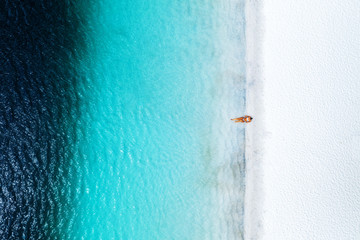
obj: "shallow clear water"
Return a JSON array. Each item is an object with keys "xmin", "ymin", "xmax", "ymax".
[
  {"xmin": 0, "ymin": 0, "xmax": 246, "ymax": 239},
  {"xmin": 71, "ymin": 1, "xmax": 246, "ymax": 239}
]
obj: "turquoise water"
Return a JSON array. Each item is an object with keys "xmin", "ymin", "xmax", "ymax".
[{"xmin": 68, "ymin": 0, "xmax": 246, "ymax": 239}]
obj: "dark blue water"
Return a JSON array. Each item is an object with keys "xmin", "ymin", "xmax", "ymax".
[{"xmin": 0, "ymin": 1, "xmax": 89, "ymax": 238}]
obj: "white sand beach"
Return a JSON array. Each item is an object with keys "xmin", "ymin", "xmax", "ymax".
[{"xmin": 245, "ymin": 0, "xmax": 360, "ymax": 239}]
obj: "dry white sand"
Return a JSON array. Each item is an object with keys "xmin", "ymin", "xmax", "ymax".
[{"xmin": 244, "ymin": 0, "xmax": 360, "ymax": 239}]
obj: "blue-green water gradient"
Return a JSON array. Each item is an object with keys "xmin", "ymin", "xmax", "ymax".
[{"xmin": 68, "ymin": 0, "xmax": 246, "ymax": 239}]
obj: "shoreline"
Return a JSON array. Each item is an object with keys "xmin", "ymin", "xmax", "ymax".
[{"xmin": 244, "ymin": 0, "xmax": 265, "ymax": 239}]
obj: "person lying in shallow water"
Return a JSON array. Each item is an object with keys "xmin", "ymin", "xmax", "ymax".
[{"xmin": 231, "ymin": 115, "xmax": 253, "ymax": 123}]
